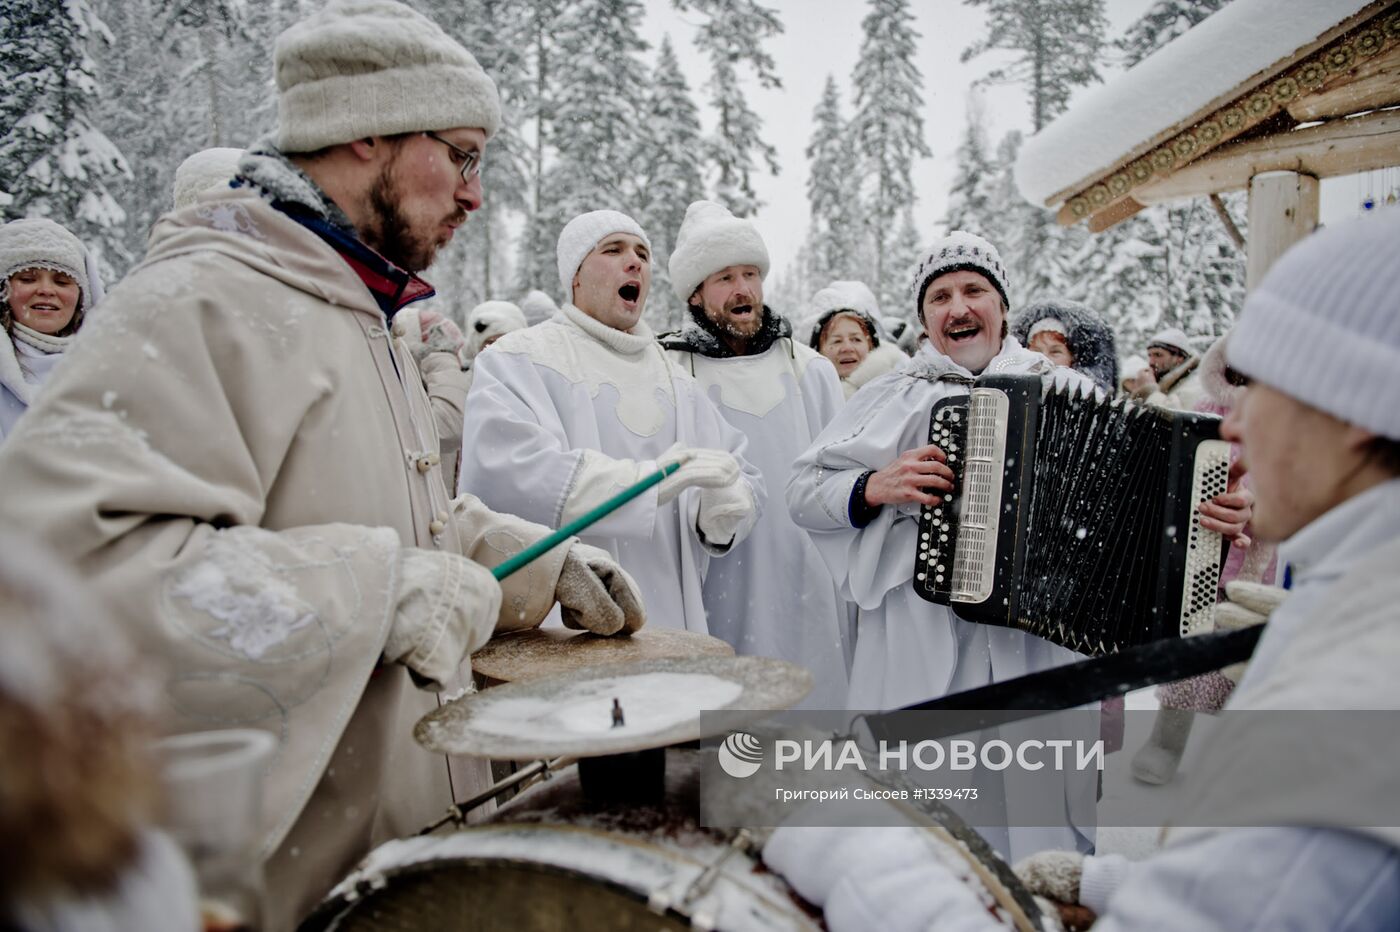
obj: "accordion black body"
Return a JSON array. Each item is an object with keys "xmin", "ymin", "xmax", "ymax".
[{"xmin": 912, "ymin": 374, "xmax": 1231, "ymax": 657}]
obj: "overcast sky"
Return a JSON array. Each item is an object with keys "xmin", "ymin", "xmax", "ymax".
[{"xmin": 637, "ymin": 0, "xmax": 1369, "ymax": 281}]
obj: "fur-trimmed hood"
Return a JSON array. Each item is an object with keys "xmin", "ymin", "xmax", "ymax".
[{"xmin": 1010, "ymin": 300, "xmax": 1119, "ymax": 392}]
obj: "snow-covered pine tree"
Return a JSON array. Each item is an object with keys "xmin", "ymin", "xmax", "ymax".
[
  {"xmin": 541, "ymin": 0, "xmax": 651, "ymax": 272},
  {"xmin": 152, "ymin": 0, "xmax": 249, "ymax": 148},
  {"xmin": 848, "ymin": 0, "xmax": 931, "ymax": 313},
  {"xmin": 1066, "ymin": 0, "xmax": 1242, "ymax": 355},
  {"xmin": 634, "ymin": 36, "xmax": 707, "ymax": 331},
  {"xmin": 884, "ymin": 208, "xmax": 923, "ymax": 325},
  {"xmin": 804, "ymin": 75, "xmax": 865, "ymax": 286},
  {"xmin": 960, "ymin": 0, "xmax": 1107, "ymax": 306},
  {"xmin": 0, "ymin": 0, "xmax": 132, "ymax": 278},
  {"xmin": 672, "ymin": 0, "xmax": 783, "ymax": 217},
  {"xmin": 961, "ymin": 0, "xmax": 1109, "ymax": 134},
  {"xmin": 513, "ymin": 0, "xmax": 566, "ymax": 301},
  {"xmin": 943, "ymin": 94, "xmax": 999, "ymax": 237},
  {"xmin": 1119, "ymin": 0, "xmax": 1232, "ymax": 67}
]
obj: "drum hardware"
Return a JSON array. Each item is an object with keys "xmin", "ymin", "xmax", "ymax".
[
  {"xmin": 646, "ymin": 827, "xmax": 770, "ymax": 930},
  {"xmin": 418, "ymin": 755, "xmax": 576, "ymax": 836}
]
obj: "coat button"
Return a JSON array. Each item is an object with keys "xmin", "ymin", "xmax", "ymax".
[{"xmin": 429, "ymin": 519, "xmax": 446, "ymax": 536}]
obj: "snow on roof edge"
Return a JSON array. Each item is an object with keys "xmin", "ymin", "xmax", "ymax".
[{"xmin": 1013, "ymin": 0, "xmax": 1376, "ymax": 208}]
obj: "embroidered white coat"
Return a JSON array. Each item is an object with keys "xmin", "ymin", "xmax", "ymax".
[
  {"xmin": 668, "ymin": 338, "xmax": 852, "ymax": 708},
  {"xmin": 787, "ymin": 337, "xmax": 1098, "ymax": 860},
  {"xmin": 459, "ymin": 304, "xmax": 764, "ymax": 633}
]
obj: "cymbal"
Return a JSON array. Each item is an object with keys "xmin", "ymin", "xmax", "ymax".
[
  {"xmin": 415, "ymin": 655, "xmax": 812, "ymax": 760},
  {"xmin": 471, "ymin": 627, "xmax": 734, "ymax": 684}
]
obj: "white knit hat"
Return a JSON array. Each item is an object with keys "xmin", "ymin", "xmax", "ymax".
[
  {"xmin": 556, "ymin": 210, "xmax": 650, "ymax": 297},
  {"xmin": 0, "ymin": 218, "xmax": 91, "ymax": 313},
  {"xmin": 464, "ymin": 299, "xmax": 527, "ymax": 362},
  {"xmin": 173, "ymin": 148, "xmax": 244, "ymax": 209},
  {"xmin": 909, "ymin": 230, "xmax": 1010, "ymax": 312},
  {"xmin": 668, "ymin": 200, "xmax": 770, "ymax": 301},
  {"xmin": 1228, "ymin": 208, "xmax": 1400, "ymax": 440},
  {"xmin": 273, "ymin": 0, "xmax": 502, "ymax": 153},
  {"xmin": 1147, "ymin": 327, "xmax": 1193, "ymax": 357},
  {"xmin": 1028, "ymin": 317, "xmax": 1067, "ymax": 340},
  {"xmin": 519, "ymin": 289, "xmax": 558, "ymax": 326}
]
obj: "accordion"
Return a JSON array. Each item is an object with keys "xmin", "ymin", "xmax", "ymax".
[{"xmin": 912, "ymin": 374, "xmax": 1231, "ymax": 657}]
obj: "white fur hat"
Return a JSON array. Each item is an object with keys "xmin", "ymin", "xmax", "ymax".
[
  {"xmin": 1228, "ymin": 208, "xmax": 1400, "ymax": 440},
  {"xmin": 668, "ymin": 200, "xmax": 769, "ymax": 301},
  {"xmin": 173, "ymin": 148, "xmax": 244, "ymax": 209},
  {"xmin": 556, "ymin": 210, "xmax": 650, "ymax": 298},
  {"xmin": 809, "ymin": 280, "xmax": 880, "ymax": 321},
  {"xmin": 273, "ymin": 0, "xmax": 501, "ymax": 153},
  {"xmin": 0, "ymin": 218, "xmax": 91, "ymax": 313},
  {"xmin": 1147, "ymin": 327, "xmax": 1194, "ymax": 357},
  {"xmin": 464, "ymin": 299, "xmax": 527, "ymax": 362},
  {"xmin": 519, "ymin": 289, "xmax": 558, "ymax": 326},
  {"xmin": 909, "ymin": 230, "xmax": 1010, "ymax": 312}
]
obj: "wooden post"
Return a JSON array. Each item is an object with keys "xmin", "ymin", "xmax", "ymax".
[{"xmin": 1246, "ymin": 171, "xmax": 1319, "ymax": 292}]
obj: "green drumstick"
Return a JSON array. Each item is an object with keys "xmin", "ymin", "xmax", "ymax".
[{"xmin": 490, "ymin": 460, "xmax": 684, "ymax": 581}]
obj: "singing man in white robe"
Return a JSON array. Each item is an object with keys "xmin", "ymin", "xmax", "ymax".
[
  {"xmin": 458, "ymin": 210, "xmax": 763, "ymax": 632},
  {"xmin": 660, "ymin": 200, "xmax": 850, "ymax": 708}
]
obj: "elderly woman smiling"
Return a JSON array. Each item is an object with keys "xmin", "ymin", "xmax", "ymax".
[{"xmin": 0, "ymin": 218, "xmax": 94, "ymax": 441}]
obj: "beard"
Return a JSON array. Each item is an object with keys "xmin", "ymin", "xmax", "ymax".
[
  {"xmin": 364, "ymin": 164, "xmax": 464, "ymax": 273},
  {"xmin": 705, "ymin": 295, "xmax": 764, "ymax": 339}
]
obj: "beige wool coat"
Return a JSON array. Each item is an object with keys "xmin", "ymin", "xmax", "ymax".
[{"xmin": 0, "ymin": 189, "xmax": 569, "ymax": 929}]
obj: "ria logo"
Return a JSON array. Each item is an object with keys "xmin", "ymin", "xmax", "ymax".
[{"xmin": 717, "ymin": 732, "xmax": 764, "ymax": 778}]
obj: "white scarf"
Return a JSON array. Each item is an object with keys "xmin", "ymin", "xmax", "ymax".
[
  {"xmin": 2, "ymin": 323, "xmax": 72, "ymax": 404},
  {"xmin": 11, "ymin": 321, "xmax": 73, "ymax": 357},
  {"xmin": 558, "ymin": 301, "xmax": 656, "ymax": 356}
]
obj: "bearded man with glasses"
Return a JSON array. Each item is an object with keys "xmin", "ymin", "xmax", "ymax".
[{"xmin": 0, "ymin": 1, "xmax": 646, "ymax": 925}]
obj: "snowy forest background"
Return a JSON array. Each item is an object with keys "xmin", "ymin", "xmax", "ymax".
[{"xmin": 1, "ymin": 0, "xmax": 1247, "ymax": 352}]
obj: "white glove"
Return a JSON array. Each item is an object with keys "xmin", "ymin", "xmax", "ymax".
[
  {"xmin": 385, "ymin": 548, "xmax": 501, "ymax": 689},
  {"xmin": 764, "ymin": 824, "xmax": 1002, "ymax": 932},
  {"xmin": 1215, "ymin": 581, "xmax": 1287, "ymax": 684},
  {"xmin": 392, "ymin": 308, "xmax": 467, "ymax": 364},
  {"xmin": 696, "ymin": 479, "xmax": 754, "ymax": 548},
  {"xmin": 655, "ymin": 444, "xmax": 741, "ymax": 505},
  {"xmin": 555, "ymin": 543, "xmax": 646, "ymax": 635}
]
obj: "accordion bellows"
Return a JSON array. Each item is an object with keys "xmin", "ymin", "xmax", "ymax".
[{"xmin": 913, "ymin": 374, "xmax": 1230, "ymax": 657}]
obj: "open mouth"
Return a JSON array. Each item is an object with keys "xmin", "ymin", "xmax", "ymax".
[
  {"xmin": 945, "ymin": 319, "xmax": 982, "ymax": 343},
  {"xmin": 728, "ymin": 304, "xmax": 754, "ymax": 317},
  {"xmin": 618, "ymin": 283, "xmax": 640, "ymax": 303},
  {"xmin": 29, "ymin": 304, "xmax": 60, "ymax": 312}
]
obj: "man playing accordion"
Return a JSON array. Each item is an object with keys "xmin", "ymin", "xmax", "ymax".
[{"xmin": 786, "ymin": 231, "xmax": 1252, "ymax": 861}]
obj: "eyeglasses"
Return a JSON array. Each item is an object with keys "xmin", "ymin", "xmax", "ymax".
[{"xmin": 423, "ymin": 131, "xmax": 483, "ymax": 183}]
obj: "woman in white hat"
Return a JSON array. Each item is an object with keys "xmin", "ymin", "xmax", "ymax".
[{"xmin": 0, "ymin": 218, "xmax": 94, "ymax": 441}]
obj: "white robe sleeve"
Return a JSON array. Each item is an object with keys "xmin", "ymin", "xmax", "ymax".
[
  {"xmin": 682, "ymin": 379, "xmax": 767, "ymax": 555},
  {"xmin": 786, "ymin": 372, "xmax": 936, "ymax": 609},
  {"xmin": 458, "ymin": 347, "xmax": 660, "ymax": 539}
]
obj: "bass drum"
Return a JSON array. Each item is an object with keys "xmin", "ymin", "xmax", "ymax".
[{"xmin": 300, "ymin": 748, "xmax": 820, "ymax": 932}]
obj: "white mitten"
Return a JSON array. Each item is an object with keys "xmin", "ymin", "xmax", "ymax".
[
  {"xmin": 1014, "ymin": 850, "xmax": 1083, "ymax": 904},
  {"xmin": 655, "ymin": 444, "xmax": 741, "ymax": 505},
  {"xmin": 385, "ymin": 548, "xmax": 501, "ymax": 689},
  {"xmin": 392, "ymin": 308, "xmax": 467, "ymax": 364},
  {"xmin": 696, "ymin": 478, "xmax": 754, "ymax": 548},
  {"xmin": 554, "ymin": 543, "xmax": 646, "ymax": 635},
  {"xmin": 1216, "ymin": 580, "xmax": 1287, "ymax": 683},
  {"xmin": 765, "ymin": 824, "xmax": 1000, "ymax": 932}
]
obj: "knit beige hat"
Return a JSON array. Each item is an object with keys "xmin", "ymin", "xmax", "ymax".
[{"xmin": 274, "ymin": 0, "xmax": 501, "ymax": 153}]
